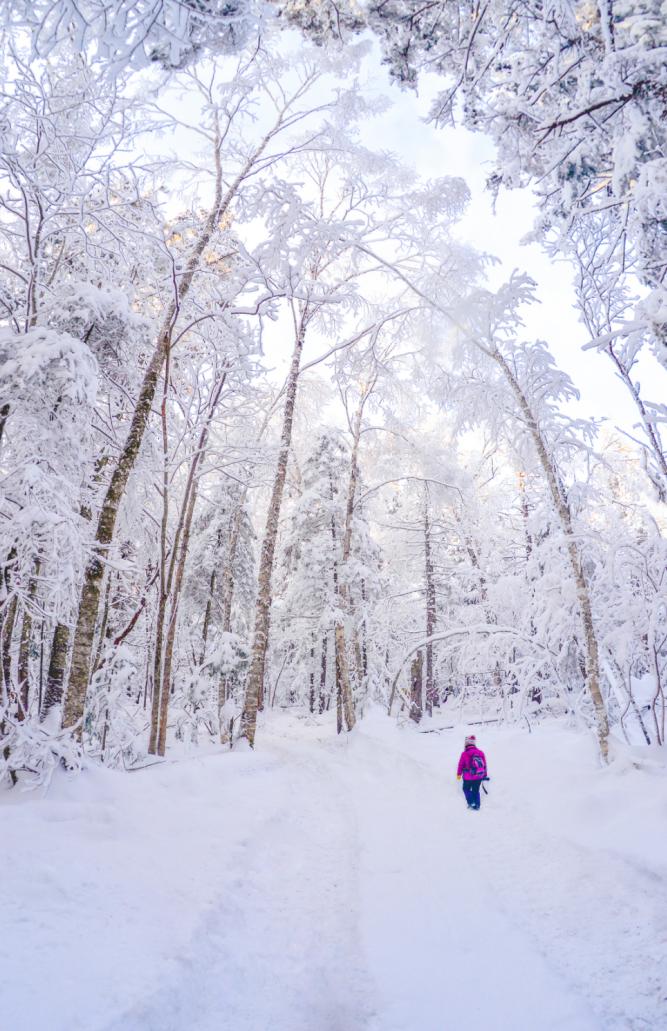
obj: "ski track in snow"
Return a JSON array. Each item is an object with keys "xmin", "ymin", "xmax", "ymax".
[
  {"xmin": 104, "ymin": 743, "xmax": 373, "ymax": 1031},
  {"xmin": 3, "ymin": 713, "xmax": 667, "ymax": 1031}
]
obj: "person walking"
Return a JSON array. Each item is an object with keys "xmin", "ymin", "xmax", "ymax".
[{"xmin": 457, "ymin": 734, "xmax": 488, "ymax": 810}]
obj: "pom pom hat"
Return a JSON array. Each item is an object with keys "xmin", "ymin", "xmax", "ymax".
[{"xmin": 464, "ymin": 735, "xmax": 476, "ymax": 747}]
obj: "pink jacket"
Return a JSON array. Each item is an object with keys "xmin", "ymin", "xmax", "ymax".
[{"xmin": 457, "ymin": 746, "xmax": 487, "ymax": 781}]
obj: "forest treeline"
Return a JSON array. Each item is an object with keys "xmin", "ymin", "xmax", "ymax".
[{"xmin": 1, "ymin": 1, "xmax": 666, "ymax": 783}]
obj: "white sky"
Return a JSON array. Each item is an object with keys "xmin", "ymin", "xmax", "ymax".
[{"xmin": 356, "ymin": 64, "xmax": 665, "ymax": 436}]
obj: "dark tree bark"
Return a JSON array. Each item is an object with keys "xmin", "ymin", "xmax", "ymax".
[
  {"xmin": 319, "ymin": 635, "xmax": 328, "ymax": 714},
  {"xmin": 200, "ymin": 569, "xmax": 217, "ymax": 667},
  {"xmin": 423, "ymin": 493, "xmax": 437, "ymax": 715},
  {"xmin": 308, "ymin": 637, "xmax": 315, "ymax": 714},
  {"xmin": 40, "ymin": 622, "xmax": 71, "ymax": 719},
  {"xmin": 410, "ymin": 651, "xmax": 423, "ymax": 724},
  {"xmin": 1, "ymin": 595, "xmax": 17, "ymax": 704},
  {"xmin": 0, "ymin": 402, "xmax": 9, "ymax": 451}
]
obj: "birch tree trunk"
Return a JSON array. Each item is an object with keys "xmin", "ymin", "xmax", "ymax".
[
  {"xmin": 220, "ymin": 508, "xmax": 241, "ymax": 637},
  {"xmin": 360, "ymin": 579, "xmax": 368, "ymax": 681},
  {"xmin": 38, "ymin": 462, "xmax": 109, "ymax": 722},
  {"xmin": 17, "ymin": 614, "xmax": 32, "ymax": 717},
  {"xmin": 240, "ymin": 314, "xmax": 307, "ymax": 746},
  {"xmin": 218, "ymin": 500, "xmax": 243, "ymax": 731},
  {"xmin": 335, "ymin": 646, "xmax": 343, "ymax": 734},
  {"xmin": 308, "ymin": 637, "xmax": 315, "ymax": 713},
  {"xmin": 0, "ymin": 402, "xmax": 9, "ymax": 451},
  {"xmin": 17, "ymin": 565, "xmax": 40, "ymax": 719},
  {"xmin": 200, "ymin": 569, "xmax": 217, "ymax": 666},
  {"xmin": 1, "ymin": 595, "xmax": 18, "ymax": 703},
  {"xmin": 156, "ymin": 478, "xmax": 200, "ymax": 756},
  {"xmin": 423, "ymin": 495, "xmax": 437, "ymax": 715},
  {"xmin": 607, "ymin": 651, "xmax": 651, "ymax": 745},
  {"xmin": 0, "ymin": 549, "xmax": 17, "ymax": 700},
  {"xmin": 330, "ymin": 479, "xmax": 355, "ymax": 734},
  {"xmin": 40, "ymin": 622, "xmax": 71, "ymax": 719},
  {"xmin": 491, "ymin": 349, "xmax": 610, "ymax": 760},
  {"xmin": 650, "ymin": 645, "xmax": 665, "ymax": 746},
  {"xmin": 90, "ymin": 575, "xmax": 112, "ymax": 680},
  {"xmin": 217, "ymin": 387, "xmax": 286, "ymax": 730},
  {"xmin": 148, "ymin": 341, "xmax": 173, "ymax": 756},
  {"xmin": 410, "ymin": 651, "xmax": 424, "ymax": 723},
  {"xmin": 329, "ymin": 390, "xmax": 373, "ymax": 734},
  {"xmin": 319, "ymin": 635, "xmax": 328, "ymax": 714},
  {"xmin": 148, "ymin": 567, "xmax": 168, "ymax": 753},
  {"xmin": 334, "ymin": 624, "xmax": 355, "ymax": 731},
  {"xmin": 37, "ymin": 620, "xmax": 44, "ymax": 714}
]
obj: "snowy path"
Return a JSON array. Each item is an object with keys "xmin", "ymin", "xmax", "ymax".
[
  {"xmin": 334, "ymin": 733, "xmax": 598, "ymax": 1031},
  {"xmin": 4, "ymin": 713, "xmax": 667, "ymax": 1031}
]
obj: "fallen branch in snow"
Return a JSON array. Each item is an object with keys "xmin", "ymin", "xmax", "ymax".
[
  {"xmin": 387, "ymin": 625, "xmax": 557, "ymax": 715},
  {"xmin": 419, "ymin": 718, "xmax": 502, "ymax": 734}
]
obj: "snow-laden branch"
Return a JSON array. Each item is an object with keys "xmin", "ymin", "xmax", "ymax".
[
  {"xmin": 387, "ymin": 625, "xmax": 559, "ymax": 715},
  {"xmin": 581, "ymin": 322, "xmax": 647, "ymax": 351},
  {"xmin": 359, "ymin": 476, "xmax": 463, "ymax": 505},
  {"xmin": 297, "ymin": 307, "xmax": 419, "ymax": 377}
]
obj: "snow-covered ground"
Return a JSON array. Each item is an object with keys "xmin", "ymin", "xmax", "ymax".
[{"xmin": 3, "ymin": 712, "xmax": 667, "ymax": 1031}]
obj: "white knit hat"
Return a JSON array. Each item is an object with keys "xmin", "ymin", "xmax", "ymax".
[{"xmin": 464, "ymin": 735, "xmax": 476, "ymax": 747}]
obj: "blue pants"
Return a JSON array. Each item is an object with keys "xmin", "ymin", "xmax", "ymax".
[{"xmin": 463, "ymin": 779, "xmax": 482, "ymax": 809}]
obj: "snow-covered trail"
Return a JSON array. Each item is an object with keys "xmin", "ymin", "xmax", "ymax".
[
  {"xmin": 333, "ymin": 732, "xmax": 598, "ymax": 1031},
  {"xmin": 3, "ymin": 713, "xmax": 667, "ymax": 1031}
]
